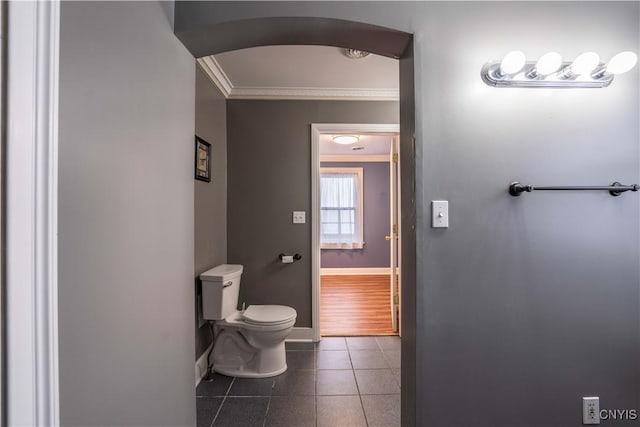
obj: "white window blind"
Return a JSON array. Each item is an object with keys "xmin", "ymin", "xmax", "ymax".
[{"xmin": 320, "ymin": 167, "xmax": 364, "ymax": 249}]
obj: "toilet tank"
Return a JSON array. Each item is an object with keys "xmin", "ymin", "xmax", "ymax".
[{"xmin": 200, "ymin": 264, "xmax": 243, "ymax": 320}]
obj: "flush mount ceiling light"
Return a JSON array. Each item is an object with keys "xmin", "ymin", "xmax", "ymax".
[
  {"xmin": 341, "ymin": 48, "xmax": 370, "ymax": 59},
  {"xmin": 332, "ymin": 135, "xmax": 360, "ymax": 145},
  {"xmin": 481, "ymin": 51, "xmax": 637, "ymax": 88}
]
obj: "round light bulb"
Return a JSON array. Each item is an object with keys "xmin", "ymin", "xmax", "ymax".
[
  {"xmin": 332, "ymin": 135, "xmax": 359, "ymax": 145},
  {"xmin": 500, "ymin": 50, "xmax": 526, "ymax": 75},
  {"xmin": 570, "ymin": 52, "xmax": 600, "ymax": 75},
  {"xmin": 606, "ymin": 51, "xmax": 638, "ymax": 75},
  {"xmin": 535, "ymin": 52, "xmax": 563, "ymax": 75}
]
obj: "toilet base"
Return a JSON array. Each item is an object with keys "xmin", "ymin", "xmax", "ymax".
[
  {"xmin": 212, "ymin": 330, "xmax": 289, "ymax": 378},
  {"xmin": 215, "ymin": 364, "xmax": 288, "ymax": 378}
]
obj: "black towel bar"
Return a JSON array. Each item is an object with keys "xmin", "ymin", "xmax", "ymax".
[{"xmin": 509, "ymin": 181, "xmax": 640, "ymax": 197}]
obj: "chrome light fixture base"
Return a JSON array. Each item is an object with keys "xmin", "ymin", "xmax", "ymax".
[
  {"xmin": 342, "ymin": 48, "xmax": 370, "ymax": 59},
  {"xmin": 481, "ymin": 61, "xmax": 614, "ymax": 88}
]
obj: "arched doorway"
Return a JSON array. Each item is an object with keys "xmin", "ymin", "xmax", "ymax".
[{"xmin": 179, "ymin": 14, "xmax": 417, "ymax": 426}]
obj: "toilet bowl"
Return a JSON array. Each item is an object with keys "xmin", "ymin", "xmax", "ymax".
[
  {"xmin": 200, "ymin": 264, "xmax": 297, "ymax": 378},
  {"xmin": 212, "ymin": 305, "xmax": 297, "ymax": 377}
]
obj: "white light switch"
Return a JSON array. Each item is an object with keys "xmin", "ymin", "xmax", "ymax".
[
  {"xmin": 432, "ymin": 201, "xmax": 449, "ymax": 228},
  {"xmin": 293, "ymin": 211, "xmax": 306, "ymax": 224}
]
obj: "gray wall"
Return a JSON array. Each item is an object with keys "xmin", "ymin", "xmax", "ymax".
[
  {"xmin": 176, "ymin": 2, "xmax": 640, "ymax": 426},
  {"xmin": 58, "ymin": 2, "xmax": 196, "ymax": 425},
  {"xmin": 415, "ymin": 4, "xmax": 638, "ymax": 426},
  {"xmin": 320, "ymin": 161, "xmax": 390, "ymax": 269},
  {"xmin": 194, "ymin": 66, "xmax": 227, "ymax": 360},
  {"xmin": 227, "ymin": 100, "xmax": 399, "ymax": 327}
]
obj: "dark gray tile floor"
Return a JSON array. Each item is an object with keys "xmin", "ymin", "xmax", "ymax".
[{"xmin": 196, "ymin": 336, "xmax": 401, "ymax": 427}]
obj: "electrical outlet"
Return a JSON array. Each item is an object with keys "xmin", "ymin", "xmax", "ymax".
[
  {"xmin": 583, "ymin": 397, "xmax": 600, "ymax": 425},
  {"xmin": 293, "ymin": 211, "xmax": 306, "ymax": 224}
]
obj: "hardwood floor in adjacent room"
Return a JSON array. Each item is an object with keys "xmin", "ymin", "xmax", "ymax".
[{"xmin": 320, "ymin": 274, "xmax": 397, "ymax": 336}]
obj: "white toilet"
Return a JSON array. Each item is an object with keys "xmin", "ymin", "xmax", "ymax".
[{"xmin": 200, "ymin": 264, "xmax": 297, "ymax": 378}]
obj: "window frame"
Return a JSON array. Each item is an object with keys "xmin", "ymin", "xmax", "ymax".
[{"xmin": 319, "ymin": 167, "xmax": 364, "ymax": 249}]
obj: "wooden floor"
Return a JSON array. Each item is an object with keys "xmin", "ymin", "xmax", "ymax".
[{"xmin": 320, "ymin": 275, "xmax": 397, "ymax": 336}]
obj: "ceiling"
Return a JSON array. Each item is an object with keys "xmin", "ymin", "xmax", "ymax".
[
  {"xmin": 198, "ymin": 45, "xmax": 399, "ymax": 101},
  {"xmin": 320, "ymin": 134, "xmax": 394, "ymax": 155}
]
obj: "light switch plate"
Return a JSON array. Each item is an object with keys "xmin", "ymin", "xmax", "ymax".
[
  {"xmin": 583, "ymin": 397, "xmax": 600, "ymax": 425},
  {"xmin": 293, "ymin": 211, "xmax": 306, "ymax": 224},
  {"xmin": 432, "ymin": 201, "xmax": 449, "ymax": 228}
]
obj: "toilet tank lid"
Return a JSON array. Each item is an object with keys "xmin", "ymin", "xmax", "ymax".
[
  {"xmin": 242, "ymin": 305, "xmax": 297, "ymax": 324},
  {"xmin": 200, "ymin": 264, "xmax": 243, "ymax": 281}
]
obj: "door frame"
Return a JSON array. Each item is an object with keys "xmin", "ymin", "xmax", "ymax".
[
  {"xmin": 390, "ymin": 135, "xmax": 401, "ymax": 334},
  {"xmin": 5, "ymin": 1, "xmax": 61, "ymax": 425},
  {"xmin": 311, "ymin": 123, "xmax": 400, "ymax": 341}
]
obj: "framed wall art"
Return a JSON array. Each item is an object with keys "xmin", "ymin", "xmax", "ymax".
[{"xmin": 195, "ymin": 136, "xmax": 211, "ymax": 182}]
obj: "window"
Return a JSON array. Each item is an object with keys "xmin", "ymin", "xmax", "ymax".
[{"xmin": 320, "ymin": 167, "xmax": 364, "ymax": 249}]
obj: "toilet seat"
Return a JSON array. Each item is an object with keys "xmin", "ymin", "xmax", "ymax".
[
  {"xmin": 217, "ymin": 305, "xmax": 297, "ymax": 331},
  {"xmin": 242, "ymin": 305, "xmax": 296, "ymax": 326}
]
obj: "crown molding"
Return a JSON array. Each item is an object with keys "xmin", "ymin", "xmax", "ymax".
[
  {"xmin": 197, "ymin": 56, "xmax": 399, "ymax": 101},
  {"xmin": 197, "ymin": 56, "xmax": 232, "ymax": 97},
  {"xmin": 229, "ymin": 86, "xmax": 399, "ymax": 101}
]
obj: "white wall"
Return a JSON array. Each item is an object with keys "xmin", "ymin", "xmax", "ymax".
[{"xmin": 58, "ymin": 2, "xmax": 196, "ymax": 425}]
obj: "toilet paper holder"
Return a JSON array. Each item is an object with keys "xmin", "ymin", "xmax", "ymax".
[{"xmin": 279, "ymin": 253, "xmax": 302, "ymax": 262}]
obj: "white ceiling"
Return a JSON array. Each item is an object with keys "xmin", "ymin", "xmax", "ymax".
[
  {"xmin": 320, "ymin": 134, "xmax": 394, "ymax": 155},
  {"xmin": 198, "ymin": 45, "xmax": 399, "ymax": 100}
]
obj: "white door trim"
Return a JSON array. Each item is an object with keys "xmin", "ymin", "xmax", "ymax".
[
  {"xmin": 311, "ymin": 123, "xmax": 400, "ymax": 342},
  {"xmin": 6, "ymin": 1, "xmax": 60, "ymax": 425}
]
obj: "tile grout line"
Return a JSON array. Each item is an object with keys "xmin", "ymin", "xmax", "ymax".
[
  {"xmin": 262, "ymin": 379, "xmax": 275, "ymax": 427},
  {"xmin": 347, "ymin": 340, "xmax": 370, "ymax": 427},
  {"xmin": 378, "ymin": 336, "xmax": 402, "ymax": 388},
  {"xmin": 315, "ymin": 345, "xmax": 319, "ymax": 427},
  {"xmin": 210, "ymin": 377, "xmax": 235, "ymax": 427},
  {"xmin": 315, "ymin": 341, "xmax": 327, "ymax": 427}
]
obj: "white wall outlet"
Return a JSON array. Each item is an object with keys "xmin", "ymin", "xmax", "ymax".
[
  {"xmin": 293, "ymin": 211, "xmax": 306, "ymax": 224},
  {"xmin": 583, "ymin": 397, "xmax": 600, "ymax": 425},
  {"xmin": 431, "ymin": 200, "xmax": 449, "ymax": 228}
]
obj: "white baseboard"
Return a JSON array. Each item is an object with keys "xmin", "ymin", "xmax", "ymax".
[
  {"xmin": 320, "ymin": 267, "xmax": 391, "ymax": 276},
  {"xmin": 286, "ymin": 327, "xmax": 315, "ymax": 342},
  {"xmin": 195, "ymin": 343, "xmax": 214, "ymax": 387}
]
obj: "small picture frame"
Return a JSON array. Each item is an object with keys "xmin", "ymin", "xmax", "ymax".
[{"xmin": 195, "ymin": 136, "xmax": 211, "ymax": 182}]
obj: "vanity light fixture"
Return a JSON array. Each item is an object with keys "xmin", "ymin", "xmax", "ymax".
[
  {"xmin": 482, "ymin": 51, "xmax": 637, "ymax": 88},
  {"xmin": 332, "ymin": 135, "xmax": 359, "ymax": 145}
]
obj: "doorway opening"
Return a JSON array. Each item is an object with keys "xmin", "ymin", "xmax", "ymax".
[
  {"xmin": 312, "ymin": 124, "xmax": 401, "ymax": 337},
  {"xmin": 178, "ymin": 12, "xmax": 416, "ymax": 425}
]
